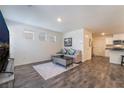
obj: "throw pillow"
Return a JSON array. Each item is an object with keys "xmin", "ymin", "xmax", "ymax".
[{"xmin": 68, "ymin": 48, "xmax": 75, "ymax": 55}]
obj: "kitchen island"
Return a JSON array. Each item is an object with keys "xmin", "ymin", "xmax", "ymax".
[
  {"xmin": 109, "ymin": 49, "xmax": 124, "ymax": 64},
  {"xmin": 106, "ymin": 43, "xmax": 124, "ymax": 64}
]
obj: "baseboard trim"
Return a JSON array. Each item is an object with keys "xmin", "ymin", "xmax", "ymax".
[{"xmin": 15, "ymin": 60, "xmax": 52, "ymax": 68}]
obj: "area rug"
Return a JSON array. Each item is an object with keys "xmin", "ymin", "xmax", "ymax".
[{"xmin": 33, "ymin": 62, "xmax": 78, "ymax": 80}]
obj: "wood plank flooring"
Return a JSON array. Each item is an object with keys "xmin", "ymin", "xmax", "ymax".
[{"xmin": 14, "ymin": 57, "xmax": 124, "ymax": 88}]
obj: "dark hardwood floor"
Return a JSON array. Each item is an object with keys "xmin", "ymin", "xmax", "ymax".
[{"xmin": 14, "ymin": 57, "xmax": 124, "ymax": 88}]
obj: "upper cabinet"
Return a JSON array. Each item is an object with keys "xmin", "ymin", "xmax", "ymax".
[
  {"xmin": 113, "ymin": 34, "xmax": 124, "ymax": 40},
  {"xmin": 105, "ymin": 37, "xmax": 113, "ymax": 45}
]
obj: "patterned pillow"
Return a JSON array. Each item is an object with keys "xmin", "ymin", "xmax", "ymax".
[{"xmin": 68, "ymin": 48, "xmax": 75, "ymax": 55}]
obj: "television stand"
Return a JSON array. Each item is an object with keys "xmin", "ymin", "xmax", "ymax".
[
  {"xmin": 0, "ymin": 58, "xmax": 14, "ymax": 88},
  {"xmin": 1, "ymin": 71, "xmax": 13, "ymax": 74}
]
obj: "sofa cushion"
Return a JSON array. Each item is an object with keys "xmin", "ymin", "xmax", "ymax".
[{"xmin": 64, "ymin": 54, "xmax": 75, "ymax": 58}]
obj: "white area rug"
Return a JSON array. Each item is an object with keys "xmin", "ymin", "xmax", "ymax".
[{"xmin": 33, "ymin": 62, "xmax": 78, "ymax": 80}]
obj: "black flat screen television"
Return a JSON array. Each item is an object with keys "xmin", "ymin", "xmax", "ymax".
[{"xmin": 0, "ymin": 10, "xmax": 9, "ymax": 72}]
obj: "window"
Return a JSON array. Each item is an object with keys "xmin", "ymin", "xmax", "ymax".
[
  {"xmin": 39, "ymin": 32, "xmax": 47, "ymax": 41},
  {"xmin": 24, "ymin": 31, "xmax": 34, "ymax": 40},
  {"xmin": 48, "ymin": 35, "xmax": 56, "ymax": 43}
]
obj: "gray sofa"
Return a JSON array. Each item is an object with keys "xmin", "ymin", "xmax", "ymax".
[
  {"xmin": 64, "ymin": 50, "xmax": 82, "ymax": 63},
  {"xmin": 53, "ymin": 48, "xmax": 82, "ymax": 63}
]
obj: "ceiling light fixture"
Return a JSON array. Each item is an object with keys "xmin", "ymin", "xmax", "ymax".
[
  {"xmin": 101, "ymin": 33, "xmax": 105, "ymax": 36},
  {"xmin": 57, "ymin": 17, "xmax": 62, "ymax": 22}
]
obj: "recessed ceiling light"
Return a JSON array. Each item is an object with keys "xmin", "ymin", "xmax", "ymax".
[
  {"xmin": 101, "ymin": 33, "xmax": 105, "ymax": 36},
  {"xmin": 57, "ymin": 17, "xmax": 62, "ymax": 22}
]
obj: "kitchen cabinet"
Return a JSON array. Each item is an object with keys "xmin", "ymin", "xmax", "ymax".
[
  {"xmin": 105, "ymin": 37, "xmax": 113, "ymax": 45},
  {"xmin": 113, "ymin": 34, "xmax": 124, "ymax": 40}
]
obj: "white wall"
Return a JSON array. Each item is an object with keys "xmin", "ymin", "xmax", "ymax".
[
  {"xmin": 93, "ymin": 36, "xmax": 106, "ymax": 57},
  {"xmin": 83, "ymin": 30, "xmax": 92, "ymax": 61},
  {"xmin": 6, "ymin": 20, "xmax": 63, "ymax": 66},
  {"xmin": 63, "ymin": 29, "xmax": 84, "ymax": 50}
]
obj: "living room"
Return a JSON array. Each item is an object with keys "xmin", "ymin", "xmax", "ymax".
[{"xmin": 1, "ymin": 5, "xmax": 124, "ymax": 88}]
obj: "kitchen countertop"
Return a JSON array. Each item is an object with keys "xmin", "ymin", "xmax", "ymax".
[
  {"xmin": 106, "ymin": 44, "xmax": 124, "ymax": 50},
  {"xmin": 106, "ymin": 48, "xmax": 124, "ymax": 50}
]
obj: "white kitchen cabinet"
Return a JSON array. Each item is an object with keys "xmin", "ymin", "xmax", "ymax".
[
  {"xmin": 113, "ymin": 34, "xmax": 124, "ymax": 40},
  {"xmin": 105, "ymin": 37, "xmax": 113, "ymax": 45}
]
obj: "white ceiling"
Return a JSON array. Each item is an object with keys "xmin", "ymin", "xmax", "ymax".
[{"xmin": 1, "ymin": 5, "xmax": 124, "ymax": 34}]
